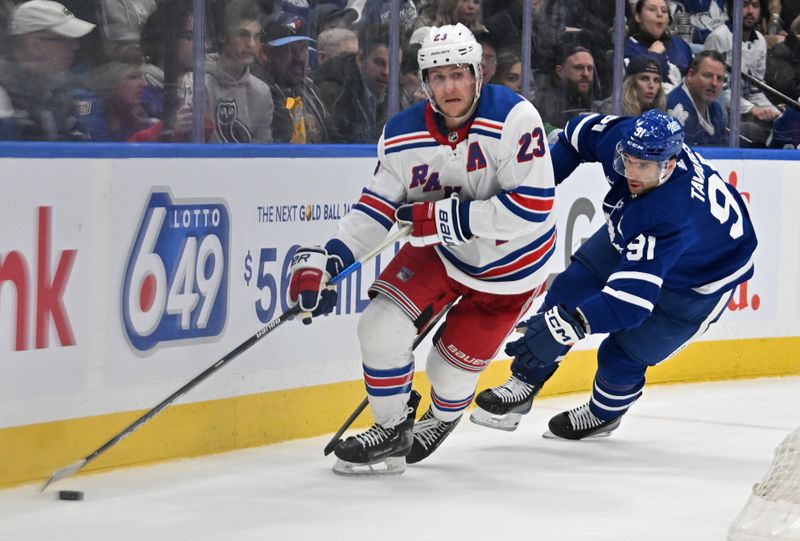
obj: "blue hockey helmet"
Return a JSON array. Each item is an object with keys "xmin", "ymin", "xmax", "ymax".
[
  {"xmin": 619, "ymin": 110, "xmax": 684, "ymax": 162},
  {"xmin": 613, "ymin": 110, "xmax": 685, "ymax": 188}
]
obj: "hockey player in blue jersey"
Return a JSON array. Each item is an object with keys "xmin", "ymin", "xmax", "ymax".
[
  {"xmin": 286, "ymin": 24, "xmax": 557, "ymax": 474},
  {"xmin": 471, "ymin": 109, "xmax": 758, "ymax": 440}
]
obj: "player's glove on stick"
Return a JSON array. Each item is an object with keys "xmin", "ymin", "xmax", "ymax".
[
  {"xmin": 288, "ymin": 247, "xmax": 344, "ymax": 325},
  {"xmin": 505, "ymin": 305, "xmax": 587, "ymax": 378},
  {"xmin": 396, "ymin": 194, "xmax": 473, "ymax": 247}
]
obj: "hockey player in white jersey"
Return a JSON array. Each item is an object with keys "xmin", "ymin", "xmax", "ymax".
[
  {"xmin": 287, "ymin": 24, "xmax": 557, "ymax": 475},
  {"xmin": 470, "ymin": 110, "xmax": 758, "ymax": 439}
]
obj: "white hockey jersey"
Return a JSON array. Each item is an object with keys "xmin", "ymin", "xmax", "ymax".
[{"xmin": 330, "ymin": 84, "xmax": 557, "ymax": 295}]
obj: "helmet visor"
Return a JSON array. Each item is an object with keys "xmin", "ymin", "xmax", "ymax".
[{"xmin": 613, "ymin": 142, "xmax": 670, "ymax": 185}]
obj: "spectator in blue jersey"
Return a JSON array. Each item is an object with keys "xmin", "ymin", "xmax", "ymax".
[
  {"xmin": 472, "ymin": 110, "xmax": 757, "ymax": 440},
  {"xmin": 624, "ymin": 0, "xmax": 694, "ymax": 92},
  {"xmin": 767, "ymin": 107, "xmax": 800, "ymax": 148},
  {"xmin": 667, "ymin": 50, "xmax": 728, "ymax": 146},
  {"xmin": 669, "ymin": 0, "xmax": 728, "ymax": 45},
  {"xmin": 80, "ymin": 45, "xmax": 154, "ymax": 141}
]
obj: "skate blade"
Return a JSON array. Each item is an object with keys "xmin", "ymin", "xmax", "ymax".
[
  {"xmin": 332, "ymin": 456, "xmax": 406, "ymax": 477},
  {"xmin": 469, "ymin": 408, "xmax": 521, "ymax": 432},
  {"xmin": 542, "ymin": 429, "xmax": 614, "ymax": 440}
]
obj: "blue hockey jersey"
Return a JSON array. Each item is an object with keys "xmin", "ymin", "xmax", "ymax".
[
  {"xmin": 666, "ymin": 82, "xmax": 728, "ymax": 147},
  {"xmin": 551, "ymin": 113, "xmax": 757, "ymax": 333}
]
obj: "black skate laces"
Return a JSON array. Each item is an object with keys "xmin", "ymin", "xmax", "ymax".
[
  {"xmin": 490, "ymin": 376, "xmax": 536, "ymax": 403},
  {"xmin": 566, "ymin": 403, "xmax": 603, "ymax": 431}
]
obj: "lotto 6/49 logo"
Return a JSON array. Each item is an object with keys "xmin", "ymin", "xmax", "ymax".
[{"xmin": 122, "ymin": 192, "xmax": 229, "ymax": 351}]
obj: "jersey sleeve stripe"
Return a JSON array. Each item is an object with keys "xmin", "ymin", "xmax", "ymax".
[
  {"xmin": 352, "ymin": 189, "xmax": 398, "ymax": 230},
  {"xmin": 569, "ymin": 113, "xmax": 601, "ymax": 153},
  {"xmin": 691, "ymin": 253, "xmax": 755, "ymax": 294},
  {"xmin": 608, "ymin": 271, "xmax": 664, "ymax": 287},
  {"xmin": 470, "ymin": 118, "xmax": 504, "ymax": 139},
  {"xmin": 470, "ymin": 128, "xmax": 503, "ymax": 140},
  {"xmin": 601, "ymin": 286, "xmax": 655, "ymax": 312},
  {"xmin": 384, "ymin": 140, "xmax": 440, "ymax": 155},
  {"xmin": 437, "ymin": 227, "xmax": 556, "ymax": 281},
  {"xmin": 472, "ymin": 118, "xmax": 504, "ymax": 130},
  {"xmin": 497, "ymin": 188, "xmax": 555, "ymax": 222},
  {"xmin": 384, "ymin": 131, "xmax": 435, "ymax": 146}
]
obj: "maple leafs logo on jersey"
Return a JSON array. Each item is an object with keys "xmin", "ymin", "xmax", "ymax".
[{"xmin": 669, "ymin": 103, "xmax": 690, "ymax": 125}]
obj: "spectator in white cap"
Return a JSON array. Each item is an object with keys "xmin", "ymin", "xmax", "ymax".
[{"xmin": 0, "ymin": 0, "xmax": 95, "ymax": 140}]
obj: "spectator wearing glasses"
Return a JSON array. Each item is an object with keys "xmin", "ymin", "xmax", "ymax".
[{"xmin": 0, "ymin": 0, "xmax": 94, "ymax": 140}]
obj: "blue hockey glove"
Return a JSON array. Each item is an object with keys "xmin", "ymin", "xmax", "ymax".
[
  {"xmin": 395, "ymin": 194, "xmax": 472, "ymax": 247},
  {"xmin": 505, "ymin": 305, "xmax": 587, "ymax": 375},
  {"xmin": 288, "ymin": 247, "xmax": 344, "ymax": 325}
]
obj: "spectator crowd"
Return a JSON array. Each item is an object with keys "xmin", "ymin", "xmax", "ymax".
[{"xmin": 1, "ymin": 0, "xmax": 799, "ymax": 148}]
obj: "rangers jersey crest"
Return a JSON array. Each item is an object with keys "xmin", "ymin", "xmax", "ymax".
[{"xmin": 330, "ymin": 84, "xmax": 558, "ymax": 295}]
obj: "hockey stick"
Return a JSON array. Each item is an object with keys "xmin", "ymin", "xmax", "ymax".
[
  {"xmin": 41, "ymin": 225, "xmax": 411, "ymax": 492},
  {"xmin": 322, "ymin": 299, "xmax": 456, "ymax": 456},
  {"xmin": 725, "ymin": 63, "xmax": 800, "ymax": 112}
]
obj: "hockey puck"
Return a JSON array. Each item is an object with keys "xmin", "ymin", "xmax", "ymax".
[{"xmin": 57, "ymin": 490, "xmax": 84, "ymax": 501}]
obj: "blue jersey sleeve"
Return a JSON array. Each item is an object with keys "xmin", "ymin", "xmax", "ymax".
[{"xmin": 551, "ymin": 113, "xmax": 632, "ymax": 183}]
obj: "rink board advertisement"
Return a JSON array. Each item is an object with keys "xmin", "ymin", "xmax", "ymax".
[{"xmin": 0, "ymin": 151, "xmax": 798, "ymax": 485}]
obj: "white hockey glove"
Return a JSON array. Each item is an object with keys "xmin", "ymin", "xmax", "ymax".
[{"xmin": 395, "ymin": 194, "xmax": 473, "ymax": 247}]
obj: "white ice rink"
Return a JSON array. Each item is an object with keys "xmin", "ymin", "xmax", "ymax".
[{"xmin": 1, "ymin": 377, "xmax": 798, "ymax": 541}]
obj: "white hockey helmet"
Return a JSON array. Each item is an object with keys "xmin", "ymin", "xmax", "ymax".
[{"xmin": 417, "ymin": 24, "xmax": 483, "ymax": 115}]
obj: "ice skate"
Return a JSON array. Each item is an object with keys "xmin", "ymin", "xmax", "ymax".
[
  {"xmin": 543, "ymin": 402, "xmax": 622, "ymax": 440},
  {"xmin": 406, "ymin": 407, "xmax": 461, "ymax": 464},
  {"xmin": 332, "ymin": 391, "xmax": 420, "ymax": 477},
  {"xmin": 470, "ymin": 375, "xmax": 541, "ymax": 431}
]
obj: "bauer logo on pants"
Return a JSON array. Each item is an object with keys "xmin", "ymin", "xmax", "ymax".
[{"xmin": 122, "ymin": 192, "xmax": 230, "ymax": 351}]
